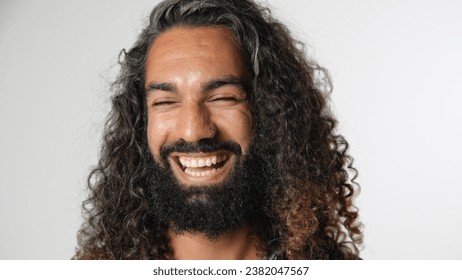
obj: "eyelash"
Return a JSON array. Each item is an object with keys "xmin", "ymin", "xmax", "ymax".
[
  {"xmin": 152, "ymin": 101, "xmax": 177, "ymax": 106},
  {"xmin": 210, "ymin": 97, "xmax": 237, "ymax": 102},
  {"xmin": 151, "ymin": 96, "xmax": 241, "ymax": 107}
]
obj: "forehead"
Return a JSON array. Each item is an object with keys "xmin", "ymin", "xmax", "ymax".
[
  {"xmin": 145, "ymin": 26, "xmax": 248, "ymax": 83},
  {"xmin": 149, "ymin": 26, "xmax": 240, "ymax": 55}
]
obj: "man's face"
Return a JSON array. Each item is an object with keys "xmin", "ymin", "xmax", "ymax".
[{"xmin": 145, "ymin": 26, "xmax": 252, "ymax": 187}]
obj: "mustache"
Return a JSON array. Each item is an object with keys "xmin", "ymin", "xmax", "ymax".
[{"xmin": 160, "ymin": 138, "xmax": 242, "ymax": 161}]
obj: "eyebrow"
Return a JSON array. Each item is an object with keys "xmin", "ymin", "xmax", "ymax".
[
  {"xmin": 145, "ymin": 75, "xmax": 248, "ymax": 96},
  {"xmin": 145, "ymin": 82, "xmax": 175, "ymax": 95},
  {"xmin": 202, "ymin": 76, "xmax": 248, "ymax": 92}
]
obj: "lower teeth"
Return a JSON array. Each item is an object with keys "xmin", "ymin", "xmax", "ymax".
[{"xmin": 184, "ymin": 168, "xmax": 218, "ymax": 177}]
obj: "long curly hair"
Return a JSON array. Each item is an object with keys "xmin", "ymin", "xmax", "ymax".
[{"xmin": 74, "ymin": 0, "xmax": 363, "ymax": 259}]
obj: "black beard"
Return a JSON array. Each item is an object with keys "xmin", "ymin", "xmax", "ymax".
[{"xmin": 146, "ymin": 139, "xmax": 267, "ymax": 239}]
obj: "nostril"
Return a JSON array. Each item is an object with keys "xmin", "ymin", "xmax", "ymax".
[{"xmin": 175, "ymin": 117, "xmax": 216, "ymax": 142}]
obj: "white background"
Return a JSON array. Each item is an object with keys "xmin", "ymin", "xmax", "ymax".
[{"xmin": 1, "ymin": 0, "xmax": 461, "ymax": 259}]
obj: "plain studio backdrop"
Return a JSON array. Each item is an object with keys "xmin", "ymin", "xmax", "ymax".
[{"xmin": 1, "ymin": 0, "xmax": 461, "ymax": 259}]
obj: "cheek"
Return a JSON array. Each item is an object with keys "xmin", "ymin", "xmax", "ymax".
[
  {"xmin": 214, "ymin": 107, "xmax": 253, "ymax": 153},
  {"xmin": 146, "ymin": 113, "xmax": 173, "ymax": 158},
  {"xmin": 239, "ymin": 115, "xmax": 253, "ymax": 153}
]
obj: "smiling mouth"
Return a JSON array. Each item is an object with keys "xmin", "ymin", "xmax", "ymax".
[{"xmin": 177, "ymin": 154, "xmax": 229, "ymax": 177}]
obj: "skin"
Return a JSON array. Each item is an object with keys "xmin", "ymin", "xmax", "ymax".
[{"xmin": 144, "ymin": 26, "xmax": 257, "ymax": 259}]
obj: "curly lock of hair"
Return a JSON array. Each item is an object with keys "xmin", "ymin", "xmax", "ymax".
[{"xmin": 74, "ymin": 0, "xmax": 363, "ymax": 260}]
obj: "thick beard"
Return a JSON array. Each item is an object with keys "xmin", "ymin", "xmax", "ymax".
[{"xmin": 146, "ymin": 140, "xmax": 267, "ymax": 239}]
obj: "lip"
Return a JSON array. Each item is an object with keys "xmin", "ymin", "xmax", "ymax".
[{"xmin": 168, "ymin": 150, "xmax": 236, "ymax": 185}]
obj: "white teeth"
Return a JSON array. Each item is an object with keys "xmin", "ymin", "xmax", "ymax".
[
  {"xmin": 179, "ymin": 155, "xmax": 227, "ymax": 168},
  {"xmin": 184, "ymin": 168, "xmax": 218, "ymax": 177}
]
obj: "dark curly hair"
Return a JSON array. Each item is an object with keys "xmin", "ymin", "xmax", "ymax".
[{"xmin": 74, "ymin": 0, "xmax": 363, "ymax": 259}]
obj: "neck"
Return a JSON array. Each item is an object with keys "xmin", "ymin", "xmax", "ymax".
[{"xmin": 168, "ymin": 227, "xmax": 260, "ymax": 260}]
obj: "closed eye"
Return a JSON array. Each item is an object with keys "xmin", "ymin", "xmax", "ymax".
[
  {"xmin": 152, "ymin": 100, "xmax": 178, "ymax": 107},
  {"xmin": 210, "ymin": 97, "xmax": 238, "ymax": 103}
]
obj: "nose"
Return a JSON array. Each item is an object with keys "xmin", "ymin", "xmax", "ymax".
[{"xmin": 174, "ymin": 102, "xmax": 216, "ymax": 142}]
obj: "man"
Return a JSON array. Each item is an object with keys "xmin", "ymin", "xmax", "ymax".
[{"xmin": 75, "ymin": 0, "xmax": 362, "ymax": 260}]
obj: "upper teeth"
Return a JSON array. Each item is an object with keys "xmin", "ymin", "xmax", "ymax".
[{"xmin": 179, "ymin": 155, "xmax": 227, "ymax": 168}]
